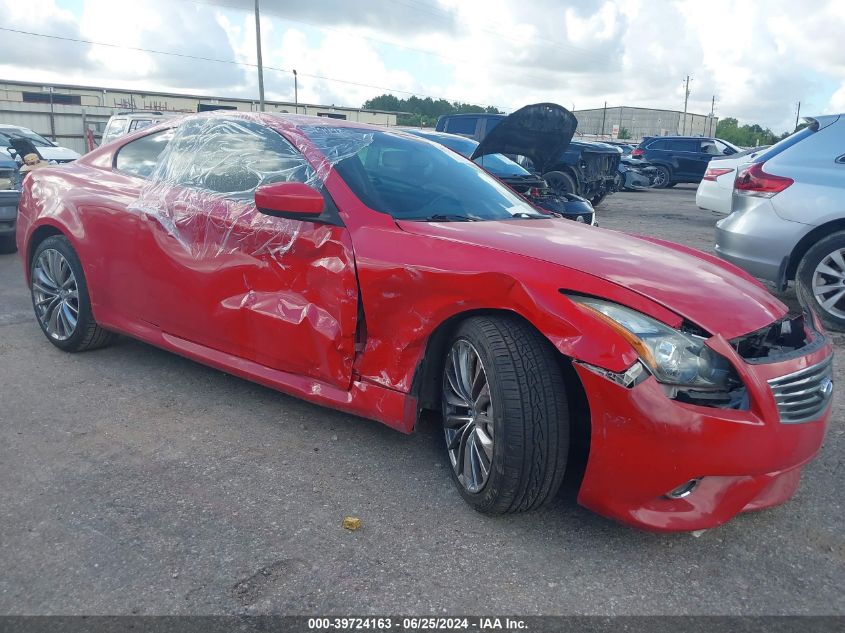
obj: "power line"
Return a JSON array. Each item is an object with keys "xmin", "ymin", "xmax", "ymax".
[{"xmin": 0, "ymin": 26, "xmax": 503, "ymax": 109}]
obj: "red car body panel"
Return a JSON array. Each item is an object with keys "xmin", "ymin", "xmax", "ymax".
[{"xmin": 15, "ymin": 112, "xmax": 833, "ymax": 531}]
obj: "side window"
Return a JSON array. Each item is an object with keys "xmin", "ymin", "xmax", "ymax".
[
  {"xmin": 155, "ymin": 118, "xmax": 315, "ymax": 199},
  {"xmin": 700, "ymin": 140, "xmax": 720, "ymax": 154},
  {"xmin": 714, "ymin": 140, "xmax": 735, "ymax": 155},
  {"xmin": 647, "ymin": 139, "xmax": 667, "ymax": 150},
  {"xmin": 128, "ymin": 119, "xmax": 153, "ymax": 132},
  {"xmin": 114, "ymin": 129, "xmax": 175, "ymax": 179},
  {"xmin": 445, "ymin": 117, "xmax": 478, "ymax": 136},
  {"xmin": 105, "ymin": 118, "xmax": 128, "ymax": 140},
  {"xmin": 670, "ymin": 140, "xmax": 698, "ymax": 152}
]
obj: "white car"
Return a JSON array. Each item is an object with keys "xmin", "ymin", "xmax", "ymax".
[
  {"xmin": 0, "ymin": 125, "xmax": 81, "ymax": 163},
  {"xmin": 695, "ymin": 146, "xmax": 769, "ymax": 214}
]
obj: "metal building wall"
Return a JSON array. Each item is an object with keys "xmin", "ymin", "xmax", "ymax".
[{"xmin": 572, "ymin": 106, "xmax": 717, "ymax": 140}]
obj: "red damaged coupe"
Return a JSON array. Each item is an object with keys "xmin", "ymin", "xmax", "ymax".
[{"xmin": 16, "ymin": 108, "xmax": 833, "ymax": 531}]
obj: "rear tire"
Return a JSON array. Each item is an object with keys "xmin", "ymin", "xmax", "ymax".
[
  {"xmin": 0, "ymin": 234, "xmax": 15, "ymax": 254},
  {"xmin": 796, "ymin": 231, "xmax": 845, "ymax": 331},
  {"xmin": 30, "ymin": 235, "xmax": 116, "ymax": 352},
  {"xmin": 652, "ymin": 166, "xmax": 672, "ymax": 188},
  {"xmin": 590, "ymin": 192, "xmax": 608, "ymax": 207},
  {"xmin": 440, "ymin": 316, "xmax": 569, "ymax": 514}
]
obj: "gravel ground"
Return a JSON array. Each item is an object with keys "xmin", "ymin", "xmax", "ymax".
[{"xmin": 1, "ymin": 185, "xmax": 843, "ymax": 616}]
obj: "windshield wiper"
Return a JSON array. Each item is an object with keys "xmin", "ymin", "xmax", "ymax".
[
  {"xmin": 510, "ymin": 212, "xmax": 548, "ymax": 219},
  {"xmin": 408, "ymin": 214, "xmax": 483, "ymax": 222}
]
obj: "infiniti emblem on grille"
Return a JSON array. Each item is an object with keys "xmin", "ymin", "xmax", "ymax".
[{"xmin": 819, "ymin": 377, "xmax": 834, "ymax": 398}]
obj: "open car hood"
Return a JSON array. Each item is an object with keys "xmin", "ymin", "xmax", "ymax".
[{"xmin": 469, "ymin": 103, "xmax": 576, "ymax": 173}]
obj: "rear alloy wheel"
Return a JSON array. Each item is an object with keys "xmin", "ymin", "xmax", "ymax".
[
  {"xmin": 441, "ymin": 316, "xmax": 569, "ymax": 514},
  {"xmin": 30, "ymin": 236, "xmax": 115, "ymax": 352},
  {"xmin": 543, "ymin": 171, "xmax": 578, "ymax": 196},
  {"xmin": 651, "ymin": 166, "xmax": 672, "ymax": 188},
  {"xmin": 797, "ymin": 231, "xmax": 845, "ymax": 331}
]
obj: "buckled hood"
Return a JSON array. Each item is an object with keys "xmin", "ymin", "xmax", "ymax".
[{"xmin": 470, "ymin": 103, "xmax": 577, "ymax": 174}]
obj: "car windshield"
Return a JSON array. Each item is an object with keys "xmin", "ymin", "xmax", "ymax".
[
  {"xmin": 405, "ymin": 129, "xmax": 530, "ymax": 178},
  {"xmin": 0, "ymin": 128, "xmax": 54, "ymax": 148},
  {"xmin": 302, "ymin": 126, "xmax": 544, "ymax": 221}
]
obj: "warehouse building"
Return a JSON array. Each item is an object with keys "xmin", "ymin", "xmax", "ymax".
[
  {"xmin": 572, "ymin": 106, "xmax": 718, "ymax": 141},
  {"xmin": 0, "ymin": 80, "xmax": 400, "ymax": 154}
]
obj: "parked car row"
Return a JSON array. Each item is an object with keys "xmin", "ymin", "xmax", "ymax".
[
  {"xmin": 436, "ymin": 108, "xmax": 621, "ymax": 206},
  {"xmin": 698, "ymin": 115, "xmax": 845, "ymax": 330},
  {"xmin": 13, "ymin": 108, "xmax": 834, "ymax": 532}
]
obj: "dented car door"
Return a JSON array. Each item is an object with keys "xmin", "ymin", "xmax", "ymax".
[{"xmin": 133, "ymin": 117, "xmax": 359, "ymax": 389}]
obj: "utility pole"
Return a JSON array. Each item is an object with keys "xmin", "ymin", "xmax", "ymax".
[
  {"xmin": 293, "ymin": 69, "xmax": 298, "ymax": 113},
  {"xmin": 681, "ymin": 75, "xmax": 691, "ymax": 135},
  {"xmin": 709, "ymin": 95, "xmax": 715, "ymax": 136},
  {"xmin": 795, "ymin": 101, "xmax": 801, "ymax": 131},
  {"xmin": 254, "ymin": 0, "xmax": 265, "ymax": 112},
  {"xmin": 600, "ymin": 101, "xmax": 607, "ymax": 137}
]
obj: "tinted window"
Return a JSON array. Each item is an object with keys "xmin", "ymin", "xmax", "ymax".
[
  {"xmin": 647, "ymin": 139, "xmax": 668, "ymax": 150},
  {"xmin": 155, "ymin": 118, "xmax": 314, "ymax": 198},
  {"xmin": 301, "ymin": 126, "xmax": 542, "ymax": 221},
  {"xmin": 128, "ymin": 119, "xmax": 153, "ymax": 132},
  {"xmin": 104, "ymin": 119, "xmax": 128, "ymax": 142},
  {"xmin": 669, "ymin": 140, "xmax": 699, "ymax": 152},
  {"xmin": 700, "ymin": 140, "xmax": 721, "ymax": 154},
  {"xmin": 474, "ymin": 153, "xmax": 531, "ymax": 177},
  {"xmin": 445, "ymin": 117, "xmax": 478, "ymax": 136},
  {"xmin": 753, "ymin": 126, "xmax": 816, "ymax": 164},
  {"xmin": 0, "ymin": 128, "xmax": 53, "ymax": 148},
  {"xmin": 114, "ymin": 129, "xmax": 175, "ymax": 178}
]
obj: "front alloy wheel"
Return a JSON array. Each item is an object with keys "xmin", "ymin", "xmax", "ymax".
[
  {"xmin": 440, "ymin": 316, "xmax": 570, "ymax": 514},
  {"xmin": 443, "ymin": 339, "xmax": 495, "ymax": 493}
]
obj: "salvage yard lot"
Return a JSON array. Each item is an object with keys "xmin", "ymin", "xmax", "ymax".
[{"xmin": 1, "ymin": 185, "xmax": 843, "ymax": 615}]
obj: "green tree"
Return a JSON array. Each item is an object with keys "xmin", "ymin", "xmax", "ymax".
[
  {"xmin": 362, "ymin": 94, "xmax": 502, "ymax": 127},
  {"xmin": 714, "ymin": 117, "xmax": 790, "ymax": 147},
  {"xmin": 617, "ymin": 127, "xmax": 631, "ymax": 140}
]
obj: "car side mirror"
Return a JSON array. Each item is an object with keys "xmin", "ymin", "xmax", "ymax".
[{"xmin": 255, "ymin": 181, "xmax": 325, "ymax": 220}]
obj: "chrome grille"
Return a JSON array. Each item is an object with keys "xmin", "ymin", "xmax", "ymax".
[{"xmin": 767, "ymin": 356, "xmax": 834, "ymax": 423}]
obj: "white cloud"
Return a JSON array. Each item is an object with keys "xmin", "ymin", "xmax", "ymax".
[{"xmin": 0, "ymin": 0, "xmax": 842, "ymax": 132}]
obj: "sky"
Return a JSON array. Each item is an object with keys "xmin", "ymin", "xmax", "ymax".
[{"xmin": 1, "ymin": 0, "xmax": 843, "ymax": 133}]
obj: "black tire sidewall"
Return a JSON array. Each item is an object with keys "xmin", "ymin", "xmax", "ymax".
[
  {"xmin": 543, "ymin": 171, "xmax": 578, "ymax": 196},
  {"xmin": 797, "ymin": 231, "xmax": 845, "ymax": 331},
  {"xmin": 30, "ymin": 236, "xmax": 96, "ymax": 351}
]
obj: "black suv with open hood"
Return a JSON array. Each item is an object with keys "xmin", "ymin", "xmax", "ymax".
[{"xmin": 436, "ymin": 103, "xmax": 620, "ymax": 206}]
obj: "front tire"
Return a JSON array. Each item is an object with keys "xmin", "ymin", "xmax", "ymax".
[
  {"xmin": 796, "ymin": 231, "xmax": 845, "ymax": 331},
  {"xmin": 30, "ymin": 235, "xmax": 115, "ymax": 352},
  {"xmin": 441, "ymin": 316, "xmax": 569, "ymax": 514},
  {"xmin": 651, "ymin": 165, "xmax": 672, "ymax": 188}
]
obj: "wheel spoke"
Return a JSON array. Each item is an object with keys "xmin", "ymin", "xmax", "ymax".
[
  {"xmin": 830, "ymin": 250, "xmax": 845, "ymax": 273},
  {"xmin": 814, "ymin": 283, "xmax": 843, "ymax": 295},
  {"xmin": 821, "ymin": 288, "xmax": 845, "ymax": 310},
  {"xmin": 442, "ymin": 338, "xmax": 494, "ymax": 493},
  {"xmin": 475, "ymin": 425, "xmax": 494, "ymax": 460},
  {"xmin": 816, "ymin": 263, "xmax": 845, "ymax": 279}
]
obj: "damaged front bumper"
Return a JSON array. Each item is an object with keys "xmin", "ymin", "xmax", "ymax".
[{"xmin": 572, "ymin": 333, "xmax": 833, "ymax": 532}]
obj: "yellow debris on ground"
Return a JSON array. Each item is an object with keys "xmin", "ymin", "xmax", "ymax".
[{"xmin": 342, "ymin": 516, "xmax": 362, "ymax": 531}]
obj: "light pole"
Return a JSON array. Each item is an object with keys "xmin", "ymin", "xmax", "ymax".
[
  {"xmin": 293, "ymin": 69, "xmax": 298, "ymax": 113},
  {"xmin": 254, "ymin": 0, "xmax": 265, "ymax": 112}
]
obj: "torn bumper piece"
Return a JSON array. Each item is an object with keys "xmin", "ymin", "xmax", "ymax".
[{"xmin": 572, "ymin": 345, "xmax": 831, "ymax": 532}]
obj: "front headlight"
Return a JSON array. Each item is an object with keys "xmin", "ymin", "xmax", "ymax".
[{"xmin": 571, "ymin": 296, "xmax": 733, "ymax": 390}]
